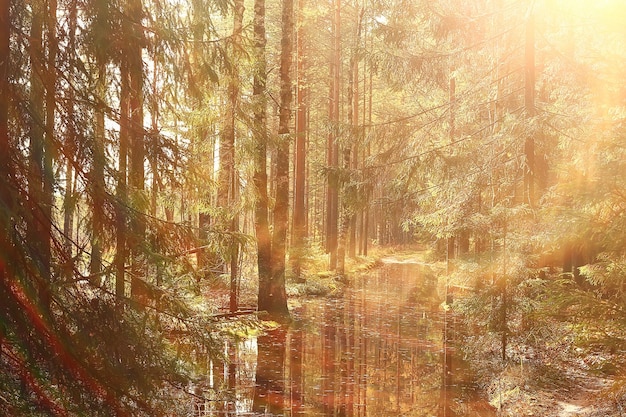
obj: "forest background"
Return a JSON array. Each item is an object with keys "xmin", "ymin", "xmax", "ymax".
[{"xmin": 1, "ymin": 0, "xmax": 626, "ymax": 415}]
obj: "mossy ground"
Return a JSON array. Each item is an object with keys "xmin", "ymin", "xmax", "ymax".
[{"xmin": 285, "ymin": 244, "xmax": 394, "ymax": 298}]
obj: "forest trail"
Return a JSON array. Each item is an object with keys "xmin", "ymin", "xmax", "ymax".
[
  {"xmin": 380, "ymin": 256, "xmax": 425, "ymax": 264},
  {"xmin": 556, "ymin": 375, "xmax": 610, "ymax": 417},
  {"xmin": 558, "ymin": 402, "xmax": 589, "ymax": 417},
  {"xmin": 379, "ymin": 249, "xmax": 432, "ymax": 265}
]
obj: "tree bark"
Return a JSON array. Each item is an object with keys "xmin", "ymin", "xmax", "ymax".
[
  {"xmin": 326, "ymin": 0, "xmax": 340, "ymax": 271},
  {"xmin": 44, "ymin": 0, "xmax": 57, "ymax": 283},
  {"xmin": 221, "ymin": 0, "xmax": 244, "ymax": 313},
  {"xmin": 90, "ymin": 0, "xmax": 107, "ymax": 280},
  {"xmin": 44, "ymin": 0, "xmax": 57, "ymax": 271},
  {"xmin": 362, "ymin": 54, "xmax": 372, "ymax": 257},
  {"xmin": 267, "ymin": 0, "xmax": 294, "ymax": 317},
  {"xmin": 63, "ymin": 0, "xmax": 78, "ymax": 281},
  {"xmin": 126, "ymin": 0, "xmax": 147, "ymax": 307},
  {"xmin": 0, "ymin": 0, "xmax": 10, "ymax": 238},
  {"xmin": 252, "ymin": 0, "xmax": 275, "ymax": 316},
  {"xmin": 0, "ymin": 0, "xmax": 7, "ymax": 357},
  {"xmin": 27, "ymin": 0, "xmax": 52, "ymax": 312},
  {"xmin": 0, "ymin": 0, "xmax": 8, "ymax": 174},
  {"xmin": 116, "ymin": 59, "xmax": 129, "ymax": 308},
  {"xmin": 292, "ymin": 0, "xmax": 307, "ymax": 281}
]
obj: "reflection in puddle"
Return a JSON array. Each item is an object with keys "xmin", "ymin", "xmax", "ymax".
[{"xmin": 197, "ymin": 263, "xmax": 495, "ymax": 416}]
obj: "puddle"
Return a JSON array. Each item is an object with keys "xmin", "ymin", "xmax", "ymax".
[{"xmin": 195, "ymin": 263, "xmax": 495, "ymax": 416}]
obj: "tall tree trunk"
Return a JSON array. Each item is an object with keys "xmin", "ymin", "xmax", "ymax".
[
  {"xmin": 0, "ymin": 0, "xmax": 9, "ymax": 199},
  {"xmin": 219, "ymin": 0, "xmax": 244, "ymax": 313},
  {"xmin": 0, "ymin": 0, "xmax": 10, "ymax": 267},
  {"xmin": 524, "ymin": 10, "xmax": 535, "ymax": 207},
  {"xmin": 116, "ymin": 61, "xmax": 129, "ymax": 309},
  {"xmin": 267, "ymin": 0, "xmax": 294, "ymax": 318},
  {"xmin": 150, "ymin": 45, "xmax": 159, "ymax": 220},
  {"xmin": 362, "ymin": 52, "xmax": 372, "ymax": 257},
  {"xmin": 191, "ymin": 0, "xmax": 216, "ymax": 284},
  {"xmin": 0, "ymin": 0, "xmax": 9, "ymax": 355},
  {"xmin": 292, "ymin": 0, "xmax": 307, "ymax": 281},
  {"xmin": 326, "ymin": 0, "xmax": 340, "ymax": 271},
  {"xmin": 28, "ymin": 0, "xmax": 52, "ymax": 312},
  {"xmin": 126, "ymin": 0, "xmax": 146, "ymax": 307},
  {"xmin": 91, "ymin": 64, "xmax": 106, "ymax": 279},
  {"xmin": 337, "ymin": 45, "xmax": 355, "ymax": 276},
  {"xmin": 149, "ymin": 42, "xmax": 164, "ymax": 293},
  {"xmin": 44, "ymin": 0, "xmax": 57, "ymax": 279},
  {"xmin": 325, "ymin": 74, "xmax": 336, "ymax": 266},
  {"xmin": 252, "ymin": 0, "xmax": 274, "ymax": 315},
  {"xmin": 230, "ymin": 0, "xmax": 244, "ymax": 312},
  {"xmin": 63, "ymin": 0, "xmax": 77, "ymax": 281},
  {"xmin": 348, "ymin": 6, "xmax": 363, "ymax": 260},
  {"xmin": 0, "ymin": 0, "xmax": 8, "ymax": 330},
  {"xmin": 90, "ymin": 0, "xmax": 107, "ymax": 279}
]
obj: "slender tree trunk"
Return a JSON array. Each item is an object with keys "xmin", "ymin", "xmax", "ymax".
[
  {"xmin": 63, "ymin": 0, "xmax": 77, "ymax": 281},
  {"xmin": 524, "ymin": 10, "xmax": 535, "ymax": 207},
  {"xmin": 197, "ymin": 195, "xmax": 212, "ymax": 283},
  {"xmin": 268, "ymin": 0, "xmax": 294, "ymax": 318},
  {"xmin": 0, "ymin": 0, "xmax": 10, "ymax": 225},
  {"xmin": 0, "ymin": 1, "xmax": 7, "ymax": 199},
  {"xmin": 292, "ymin": 0, "xmax": 307, "ymax": 281},
  {"xmin": 150, "ymin": 45, "xmax": 159, "ymax": 219},
  {"xmin": 28, "ymin": 0, "xmax": 52, "ymax": 312},
  {"xmin": 348, "ymin": 7, "xmax": 363, "ymax": 260},
  {"xmin": 0, "ymin": 0, "xmax": 9, "ymax": 201},
  {"xmin": 91, "ymin": 62, "xmax": 106, "ymax": 279},
  {"xmin": 362, "ymin": 53, "xmax": 372, "ymax": 257},
  {"xmin": 326, "ymin": 73, "xmax": 336, "ymax": 266},
  {"xmin": 149, "ymin": 43, "xmax": 164, "ymax": 293},
  {"xmin": 230, "ymin": 0, "xmax": 244, "ymax": 312},
  {"xmin": 326, "ymin": 0, "xmax": 340, "ymax": 271},
  {"xmin": 252, "ymin": 0, "xmax": 274, "ymax": 315},
  {"xmin": 221, "ymin": 0, "xmax": 244, "ymax": 313},
  {"xmin": 191, "ymin": 0, "xmax": 216, "ymax": 284},
  {"xmin": 126, "ymin": 0, "xmax": 146, "ymax": 307},
  {"xmin": 0, "ymin": 0, "xmax": 9, "ymax": 355},
  {"xmin": 44, "ymin": 0, "xmax": 57, "ymax": 274},
  {"xmin": 338, "ymin": 38, "xmax": 357, "ymax": 276},
  {"xmin": 90, "ymin": 0, "xmax": 107, "ymax": 278},
  {"xmin": 62, "ymin": 150, "xmax": 74, "ymax": 277},
  {"xmin": 116, "ymin": 62, "xmax": 129, "ymax": 308}
]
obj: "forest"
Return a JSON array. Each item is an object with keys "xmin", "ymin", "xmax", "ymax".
[{"xmin": 1, "ymin": 0, "xmax": 625, "ymax": 415}]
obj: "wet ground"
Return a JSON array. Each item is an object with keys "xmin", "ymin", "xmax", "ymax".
[{"xmin": 195, "ymin": 261, "xmax": 496, "ymax": 416}]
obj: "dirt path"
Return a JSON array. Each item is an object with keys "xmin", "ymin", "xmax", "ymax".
[
  {"xmin": 558, "ymin": 402, "xmax": 589, "ymax": 417},
  {"xmin": 556, "ymin": 375, "xmax": 610, "ymax": 417}
]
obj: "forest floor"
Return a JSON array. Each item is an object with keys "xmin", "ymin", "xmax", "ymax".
[{"xmin": 474, "ymin": 346, "xmax": 618, "ymax": 417}]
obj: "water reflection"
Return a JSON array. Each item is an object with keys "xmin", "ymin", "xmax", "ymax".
[
  {"xmin": 253, "ymin": 328, "xmax": 287, "ymax": 415},
  {"xmin": 205, "ymin": 263, "xmax": 495, "ymax": 416}
]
